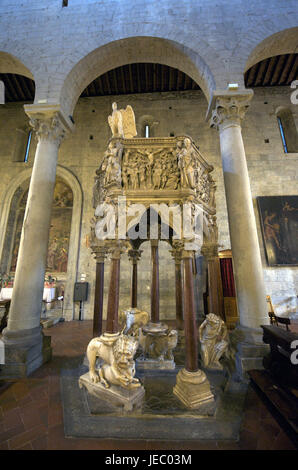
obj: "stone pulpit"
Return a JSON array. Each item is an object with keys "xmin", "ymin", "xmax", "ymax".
[{"xmin": 83, "ymin": 103, "xmax": 220, "ymax": 410}]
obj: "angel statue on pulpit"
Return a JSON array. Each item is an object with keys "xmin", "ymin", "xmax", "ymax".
[{"xmin": 108, "ymin": 102, "xmax": 137, "ymax": 139}]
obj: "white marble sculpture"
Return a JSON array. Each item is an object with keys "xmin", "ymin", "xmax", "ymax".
[
  {"xmin": 198, "ymin": 313, "xmax": 229, "ymax": 370},
  {"xmin": 86, "ymin": 333, "xmax": 141, "ymax": 389},
  {"xmin": 108, "ymin": 102, "xmax": 137, "ymax": 138}
]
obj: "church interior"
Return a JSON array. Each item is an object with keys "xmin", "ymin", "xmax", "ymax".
[{"xmin": 0, "ymin": 0, "xmax": 297, "ymax": 451}]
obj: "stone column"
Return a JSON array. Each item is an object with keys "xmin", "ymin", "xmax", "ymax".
[
  {"xmin": 201, "ymin": 243, "xmax": 224, "ymax": 320},
  {"xmin": 173, "ymin": 248, "xmax": 214, "ymax": 408},
  {"xmin": 209, "ymin": 91, "xmax": 269, "ymax": 376},
  {"xmin": 105, "ymin": 243, "xmax": 124, "ymax": 334},
  {"xmin": 128, "ymin": 249, "xmax": 142, "ymax": 309},
  {"xmin": 150, "ymin": 240, "xmax": 159, "ymax": 324},
  {"xmin": 170, "ymin": 243, "xmax": 184, "ymax": 332},
  {"xmin": 1, "ymin": 105, "xmax": 73, "ymax": 378},
  {"xmin": 92, "ymin": 246, "xmax": 108, "ymax": 337}
]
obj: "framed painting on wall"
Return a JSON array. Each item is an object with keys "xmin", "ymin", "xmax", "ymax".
[{"xmin": 257, "ymin": 195, "xmax": 298, "ymax": 266}]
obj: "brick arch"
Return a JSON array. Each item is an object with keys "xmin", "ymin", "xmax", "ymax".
[
  {"xmin": 244, "ymin": 27, "xmax": 298, "ymax": 73},
  {"xmin": 58, "ymin": 37, "xmax": 216, "ymax": 116}
]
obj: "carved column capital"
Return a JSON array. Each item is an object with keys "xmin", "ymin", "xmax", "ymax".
[
  {"xmin": 106, "ymin": 240, "xmax": 126, "ymax": 260},
  {"xmin": 24, "ymin": 104, "xmax": 74, "ymax": 145},
  {"xmin": 170, "ymin": 240, "xmax": 184, "ymax": 264},
  {"xmin": 92, "ymin": 246, "xmax": 109, "ymax": 263},
  {"xmin": 201, "ymin": 243, "xmax": 219, "ymax": 260},
  {"xmin": 209, "ymin": 92, "xmax": 253, "ymax": 131},
  {"xmin": 128, "ymin": 249, "xmax": 142, "ymax": 264}
]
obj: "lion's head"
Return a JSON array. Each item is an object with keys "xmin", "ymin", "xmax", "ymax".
[{"xmin": 112, "ymin": 334, "xmax": 138, "ymax": 369}]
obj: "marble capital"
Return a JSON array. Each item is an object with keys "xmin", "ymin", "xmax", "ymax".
[
  {"xmin": 24, "ymin": 104, "xmax": 74, "ymax": 144},
  {"xmin": 106, "ymin": 240, "xmax": 127, "ymax": 260},
  {"xmin": 170, "ymin": 240, "xmax": 184, "ymax": 263},
  {"xmin": 200, "ymin": 243, "xmax": 219, "ymax": 260},
  {"xmin": 92, "ymin": 245, "xmax": 109, "ymax": 263},
  {"xmin": 128, "ymin": 249, "xmax": 142, "ymax": 264},
  {"xmin": 208, "ymin": 90, "xmax": 253, "ymax": 131}
]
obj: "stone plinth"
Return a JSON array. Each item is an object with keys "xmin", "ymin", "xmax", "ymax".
[
  {"xmin": 79, "ymin": 372, "xmax": 145, "ymax": 412},
  {"xmin": 173, "ymin": 368, "xmax": 214, "ymax": 409},
  {"xmin": 136, "ymin": 358, "xmax": 175, "ymax": 370}
]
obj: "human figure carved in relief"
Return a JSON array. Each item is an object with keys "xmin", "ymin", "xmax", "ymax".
[
  {"xmin": 102, "ymin": 141, "xmax": 122, "ymax": 187},
  {"xmin": 198, "ymin": 313, "xmax": 229, "ymax": 370},
  {"xmin": 139, "ymin": 163, "xmax": 147, "ymax": 188},
  {"xmin": 152, "ymin": 161, "xmax": 163, "ymax": 189},
  {"xmin": 108, "ymin": 102, "xmax": 137, "ymax": 138},
  {"xmin": 177, "ymin": 137, "xmax": 196, "ymax": 189},
  {"xmin": 165, "ymin": 163, "xmax": 179, "ymax": 190}
]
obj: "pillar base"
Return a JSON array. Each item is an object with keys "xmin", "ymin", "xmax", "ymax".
[
  {"xmin": 173, "ymin": 368, "xmax": 214, "ymax": 409},
  {"xmin": 234, "ymin": 325, "xmax": 269, "ymax": 381},
  {"xmin": 0, "ymin": 327, "xmax": 52, "ymax": 379}
]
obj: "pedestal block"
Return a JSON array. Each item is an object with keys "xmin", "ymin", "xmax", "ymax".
[
  {"xmin": 79, "ymin": 372, "xmax": 145, "ymax": 412},
  {"xmin": 0, "ymin": 330, "xmax": 51, "ymax": 378}
]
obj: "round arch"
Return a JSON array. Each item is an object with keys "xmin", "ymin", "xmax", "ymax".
[
  {"xmin": 244, "ymin": 27, "xmax": 298, "ymax": 72},
  {"xmin": 0, "ymin": 165, "xmax": 83, "ymax": 321},
  {"xmin": 59, "ymin": 37, "xmax": 216, "ymax": 117},
  {"xmin": 0, "ymin": 51, "xmax": 34, "ymax": 79}
]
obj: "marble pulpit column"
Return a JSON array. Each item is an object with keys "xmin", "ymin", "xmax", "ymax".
[
  {"xmin": 105, "ymin": 243, "xmax": 124, "ymax": 334},
  {"xmin": 170, "ymin": 244, "xmax": 184, "ymax": 331},
  {"xmin": 1, "ymin": 105, "xmax": 73, "ymax": 378},
  {"xmin": 150, "ymin": 240, "xmax": 159, "ymax": 324},
  {"xmin": 201, "ymin": 243, "xmax": 224, "ymax": 320},
  {"xmin": 92, "ymin": 246, "xmax": 108, "ymax": 337},
  {"xmin": 128, "ymin": 249, "xmax": 142, "ymax": 309},
  {"xmin": 209, "ymin": 91, "xmax": 269, "ymax": 377},
  {"xmin": 173, "ymin": 247, "xmax": 214, "ymax": 408}
]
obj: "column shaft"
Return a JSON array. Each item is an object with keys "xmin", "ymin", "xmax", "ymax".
[
  {"xmin": 106, "ymin": 257, "xmax": 120, "ymax": 334},
  {"xmin": 210, "ymin": 93, "xmax": 268, "ymax": 330},
  {"xmin": 219, "ymin": 124, "xmax": 267, "ymax": 328},
  {"xmin": 151, "ymin": 243, "xmax": 159, "ymax": 323},
  {"xmin": 93, "ymin": 261, "xmax": 104, "ymax": 337},
  {"xmin": 6, "ymin": 137, "xmax": 60, "ymax": 334},
  {"xmin": 183, "ymin": 256, "xmax": 198, "ymax": 372},
  {"xmin": 175, "ymin": 261, "xmax": 184, "ymax": 330},
  {"xmin": 206, "ymin": 256, "xmax": 224, "ymax": 319},
  {"xmin": 131, "ymin": 262, "xmax": 138, "ymax": 308}
]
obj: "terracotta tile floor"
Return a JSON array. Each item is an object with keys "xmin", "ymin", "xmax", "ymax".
[{"xmin": 0, "ymin": 320, "xmax": 296, "ymax": 450}]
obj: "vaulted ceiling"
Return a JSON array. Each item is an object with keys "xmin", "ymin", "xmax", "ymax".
[{"xmin": 0, "ymin": 54, "xmax": 297, "ymax": 103}]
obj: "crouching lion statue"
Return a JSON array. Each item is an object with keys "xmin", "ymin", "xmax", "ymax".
[{"xmin": 86, "ymin": 333, "xmax": 141, "ymax": 389}]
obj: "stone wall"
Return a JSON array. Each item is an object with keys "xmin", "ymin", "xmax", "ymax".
[
  {"xmin": 0, "ymin": 86, "xmax": 297, "ymax": 320},
  {"xmin": 0, "ymin": 1, "xmax": 297, "ymax": 109}
]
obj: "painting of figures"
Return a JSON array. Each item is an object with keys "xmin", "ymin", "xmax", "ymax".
[{"xmin": 257, "ymin": 196, "xmax": 298, "ymax": 266}]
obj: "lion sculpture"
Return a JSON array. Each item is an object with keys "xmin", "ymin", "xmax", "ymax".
[{"xmin": 86, "ymin": 333, "xmax": 141, "ymax": 390}]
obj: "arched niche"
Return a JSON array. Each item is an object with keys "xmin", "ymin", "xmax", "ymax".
[
  {"xmin": 275, "ymin": 106, "xmax": 298, "ymax": 154},
  {"xmin": 0, "ymin": 165, "xmax": 83, "ymax": 320}
]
